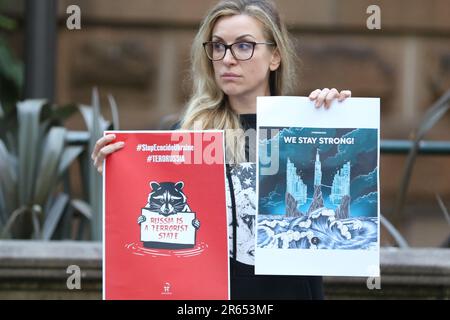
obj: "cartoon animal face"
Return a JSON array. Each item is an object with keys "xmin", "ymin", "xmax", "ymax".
[{"xmin": 147, "ymin": 181, "xmax": 188, "ymax": 216}]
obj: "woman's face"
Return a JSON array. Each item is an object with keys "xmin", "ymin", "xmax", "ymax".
[{"xmin": 210, "ymin": 14, "xmax": 280, "ymax": 100}]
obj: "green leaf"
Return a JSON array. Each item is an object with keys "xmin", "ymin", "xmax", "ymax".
[
  {"xmin": 393, "ymin": 89, "xmax": 450, "ymax": 218},
  {"xmin": 90, "ymin": 88, "xmax": 103, "ymax": 241},
  {"xmin": 39, "ymin": 118, "xmax": 51, "ymax": 141},
  {"xmin": 107, "ymin": 94, "xmax": 120, "ymax": 130},
  {"xmin": 79, "ymin": 105, "xmax": 94, "ymax": 132},
  {"xmin": 17, "ymin": 100, "xmax": 46, "ymax": 206},
  {"xmin": 58, "ymin": 145, "xmax": 84, "ymax": 177},
  {"xmin": 435, "ymin": 194, "xmax": 450, "ymax": 226},
  {"xmin": 0, "ymin": 139, "xmax": 17, "ymax": 219},
  {"xmin": 0, "ymin": 15, "xmax": 17, "ymax": 30},
  {"xmin": 71, "ymin": 199, "xmax": 92, "ymax": 220},
  {"xmin": 0, "ymin": 183, "xmax": 5, "ymax": 227},
  {"xmin": 78, "ymin": 89, "xmax": 111, "ymax": 241},
  {"xmin": 79, "ymin": 105, "xmax": 110, "ymax": 134},
  {"xmin": 0, "ymin": 206, "xmax": 27, "ymax": 239},
  {"xmin": 33, "ymin": 127, "xmax": 66, "ymax": 206},
  {"xmin": 31, "ymin": 205, "xmax": 41, "ymax": 239},
  {"xmin": 380, "ymin": 214, "xmax": 409, "ymax": 248},
  {"xmin": 41, "ymin": 193, "xmax": 69, "ymax": 240},
  {"xmin": 3, "ymin": 130, "xmax": 16, "ymax": 156}
]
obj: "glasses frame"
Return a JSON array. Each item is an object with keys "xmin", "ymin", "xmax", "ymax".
[{"xmin": 202, "ymin": 41, "xmax": 276, "ymax": 61}]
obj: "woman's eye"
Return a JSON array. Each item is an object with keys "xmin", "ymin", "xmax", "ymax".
[
  {"xmin": 236, "ymin": 42, "xmax": 252, "ymax": 51},
  {"xmin": 213, "ymin": 43, "xmax": 224, "ymax": 51}
]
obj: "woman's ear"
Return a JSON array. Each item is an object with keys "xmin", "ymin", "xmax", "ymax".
[{"xmin": 269, "ymin": 48, "xmax": 281, "ymax": 71}]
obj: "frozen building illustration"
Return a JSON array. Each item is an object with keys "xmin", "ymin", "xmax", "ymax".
[
  {"xmin": 286, "ymin": 158, "xmax": 307, "ymax": 205},
  {"xmin": 330, "ymin": 162, "xmax": 351, "ymax": 205},
  {"xmin": 284, "ymin": 148, "xmax": 352, "ymax": 218},
  {"xmin": 314, "ymin": 149, "xmax": 322, "ymax": 186},
  {"xmin": 258, "ymin": 127, "xmax": 378, "ymax": 252}
]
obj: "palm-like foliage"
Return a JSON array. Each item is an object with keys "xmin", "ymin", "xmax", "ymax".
[
  {"xmin": 0, "ymin": 89, "xmax": 119, "ymax": 240},
  {"xmin": 0, "ymin": 100, "xmax": 82, "ymax": 239},
  {"xmin": 393, "ymin": 89, "xmax": 450, "ymax": 220}
]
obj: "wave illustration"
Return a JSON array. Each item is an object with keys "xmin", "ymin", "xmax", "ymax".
[{"xmin": 257, "ymin": 208, "xmax": 377, "ymax": 250}]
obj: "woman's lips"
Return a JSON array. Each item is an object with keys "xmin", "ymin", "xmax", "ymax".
[{"xmin": 221, "ymin": 73, "xmax": 241, "ymax": 80}]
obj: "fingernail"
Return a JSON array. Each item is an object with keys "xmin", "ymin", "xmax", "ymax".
[{"xmin": 118, "ymin": 142, "xmax": 125, "ymax": 147}]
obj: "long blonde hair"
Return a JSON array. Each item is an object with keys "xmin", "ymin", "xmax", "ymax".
[{"xmin": 180, "ymin": 0, "xmax": 298, "ymax": 163}]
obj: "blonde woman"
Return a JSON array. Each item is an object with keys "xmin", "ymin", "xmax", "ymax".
[{"xmin": 93, "ymin": 0, "xmax": 351, "ymax": 299}]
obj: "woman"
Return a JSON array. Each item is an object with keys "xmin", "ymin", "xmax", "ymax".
[{"xmin": 93, "ymin": 0, "xmax": 351, "ymax": 299}]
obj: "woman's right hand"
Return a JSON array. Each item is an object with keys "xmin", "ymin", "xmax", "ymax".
[{"xmin": 91, "ymin": 134, "xmax": 125, "ymax": 174}]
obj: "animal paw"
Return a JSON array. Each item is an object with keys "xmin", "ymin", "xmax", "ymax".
[
  {"xmin": 192, "ymin": 218, "xmax": 200, "ymax": 229},
  {"xmin": 137, "ymin": 215, "xmax": 146, "ymax": 224}
]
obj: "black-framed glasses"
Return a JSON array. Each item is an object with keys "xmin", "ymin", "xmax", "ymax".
[{"xmin": 202, "ymin": 41, "xmax": 275, "ymax": 61}]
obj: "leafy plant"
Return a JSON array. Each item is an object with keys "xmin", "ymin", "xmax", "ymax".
[
  {"xmin": 0, "ymin": 89, "xmax": 119, "ymax": 241},
  {"xmin": 0, "ymin": 100, "xmax": 83, "ymax": 239},
  {"xmin": 383, "ymin": 89, "xmax": 450, "ymax": 248},
  {"xmin": 393, "ymin": 89, "xmax": 450, "ymax": 220},
  {"xmin": 77, "ymin": 88, "xmax": 119, "ymax": 241}
]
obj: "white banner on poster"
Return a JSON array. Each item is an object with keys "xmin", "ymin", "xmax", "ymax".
[{"xmin": 255, "ymin": 97, "xmax": 380, "ymax": 277}]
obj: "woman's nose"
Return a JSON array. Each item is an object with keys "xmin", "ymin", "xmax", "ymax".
[{"xmin": 222, "ymin": 49, "xmax": 237, "ymax": 65}]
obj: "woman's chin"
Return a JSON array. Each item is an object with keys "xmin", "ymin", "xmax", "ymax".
[{"xmin": 220, "ymin": 85, "xmax": 244, "ymax": 97}]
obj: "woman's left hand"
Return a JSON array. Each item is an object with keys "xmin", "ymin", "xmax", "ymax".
[{"xmin": 309, "ymin": 88, "xmax": 352, "ymax": 109}]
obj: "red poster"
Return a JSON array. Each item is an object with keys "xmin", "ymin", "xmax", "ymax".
[{"xmin": 103, "ymin": 131, "xmax": 229, "ymax": 300}]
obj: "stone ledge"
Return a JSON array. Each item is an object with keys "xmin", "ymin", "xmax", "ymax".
[
  {"xmin": 0, "ymin": 241, "xmax": 449, "ymax": 299},
  {"xmin": 0, "ymin": 240, "xmax": 101, "ymax": 263},
  {"xmin": 0, "ymin": 241, "xmax": 102, "ymax": 299},
  {"xmin": 324, "ymin": 248, "xmax": 450, "ymax": 299}
]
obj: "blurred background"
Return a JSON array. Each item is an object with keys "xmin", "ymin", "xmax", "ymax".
[{"xmin": 0, "ymin": 0, "xmax": 449, "ymax": 299}]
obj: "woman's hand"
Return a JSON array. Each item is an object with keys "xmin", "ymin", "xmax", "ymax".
[
  {"xmin": 309, "ymin": 88, "xmax": 352, "ymax": 109},
  {"xmin": 91, "ymin": 134, "xmax": 125, "ymax": 174}
]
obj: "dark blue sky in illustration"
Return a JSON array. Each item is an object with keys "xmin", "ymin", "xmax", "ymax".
[{"xmin": 259, "ymin": 127, "xmax": 378, "ymax": 217}]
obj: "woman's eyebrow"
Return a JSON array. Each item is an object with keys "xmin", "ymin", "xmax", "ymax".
[{"xmin": 212, "ymin": 34, "xmax": 257, "ymax": 41}]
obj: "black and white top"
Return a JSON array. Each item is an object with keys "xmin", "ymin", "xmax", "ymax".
[{"xmin": 225, "ymin": 114, "xmax": 257, "ymax": 266}]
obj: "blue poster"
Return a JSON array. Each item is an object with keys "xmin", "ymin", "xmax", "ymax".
[{"xmin": 258, "ymin": 127, "xmax": 378, "ymax": 250}]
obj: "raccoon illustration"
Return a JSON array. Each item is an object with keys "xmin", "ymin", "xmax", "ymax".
[{"xmin": 137, "ymin": 181, "xmax": 200, "ymax": 229}]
